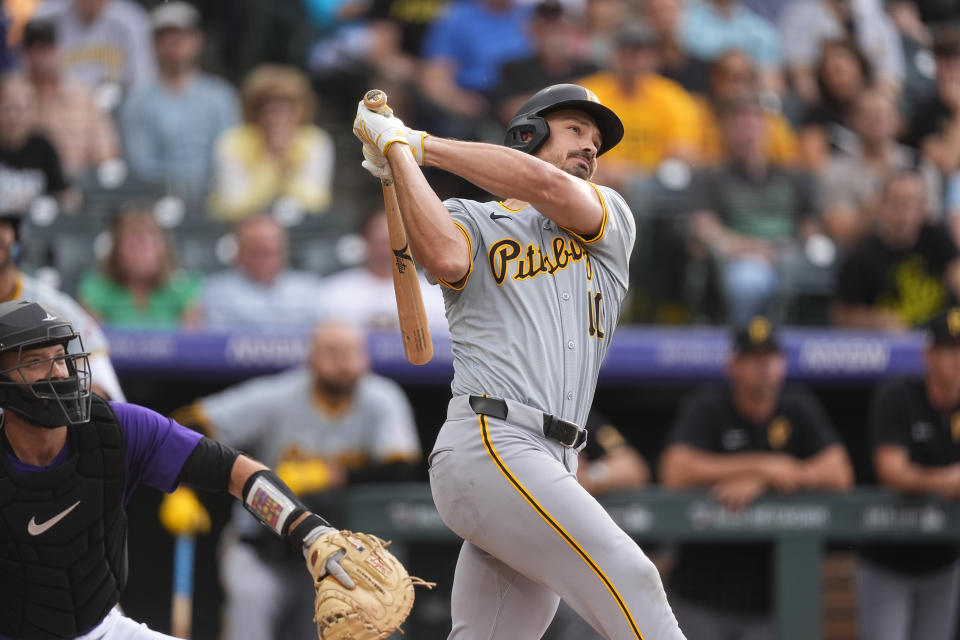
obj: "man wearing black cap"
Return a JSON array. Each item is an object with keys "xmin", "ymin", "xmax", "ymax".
[
  {"xmin": 491, "ymin": 0, "xmax": 598, "ymax": 125},
  {"xmin": 859, "ymin": 308, "xmax": 960, "ymax": 640},
  {"xmin": 660, "ymin": 316, "xmax": 853, "ymax": 639}
]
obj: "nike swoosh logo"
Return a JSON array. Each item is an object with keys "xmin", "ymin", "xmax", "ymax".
[
  {"xmin": 490, "ymin": 212, "xmax": 512, "ymax": 221},
  {"xmin": 28, "ymin": 500, "xmax": 81, "ymax": 536}
]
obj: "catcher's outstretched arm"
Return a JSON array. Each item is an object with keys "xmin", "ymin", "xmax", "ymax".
[
  {"xmin": 178, "ymin": 438, "xmax": 431, "ymax": 638},
  {"xmin": 176, "ymin": 439, "xmax": 352, "ymax": 584}
]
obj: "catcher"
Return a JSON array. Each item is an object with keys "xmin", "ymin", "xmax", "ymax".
[{"xmin": 0, "ymin": 299, "xmax": 421, "ymax": 640}]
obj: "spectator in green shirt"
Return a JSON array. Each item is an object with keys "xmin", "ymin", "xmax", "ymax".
[{"xmin": 79, "ymin": 203, "xmax": 202, "ymax": 328}]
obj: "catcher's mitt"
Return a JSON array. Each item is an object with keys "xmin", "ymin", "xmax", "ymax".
[{"xmin": 306, "ymin": 529, "xmax": 434, "ymax": 640}]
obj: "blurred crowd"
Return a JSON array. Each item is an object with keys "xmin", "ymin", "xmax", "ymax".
[{"xmin": 0, "ymin": 0, "xmax": 957, "ymax": 333}]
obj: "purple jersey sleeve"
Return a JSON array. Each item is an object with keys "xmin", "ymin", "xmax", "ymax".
[{"xmin": 113, "ymin": 401, "xmax": 203, "ymax": 504}]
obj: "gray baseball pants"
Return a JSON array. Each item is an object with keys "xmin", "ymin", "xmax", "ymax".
[{"xmin": 429, "ymin": 395, "xmax": 685, "ymax": 640}]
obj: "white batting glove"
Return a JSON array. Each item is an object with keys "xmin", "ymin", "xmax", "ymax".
[
  {"xmin": 404, "ymin": 127, "xmax": 429, "ymax": 165},
  {"xmin": 353, "ymin": 101, "xmax": 409, "ymax": 156},
  {"xmin": 361, "ymin": 144, "xmax": 393, "ymax": 180}
]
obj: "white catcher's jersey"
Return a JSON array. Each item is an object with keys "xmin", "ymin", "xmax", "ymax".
[{"xmin": 440, "ymin": 183, "xmax": 635, "ymax": 428}]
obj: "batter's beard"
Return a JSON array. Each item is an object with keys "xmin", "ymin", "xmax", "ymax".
[
  {"xmin": 564, "ymin": 165, "xmax": 590, "ymax": 180},
  {"xmin": 564, "ymin": 153, "xmax": 595, "ymax": 180}
]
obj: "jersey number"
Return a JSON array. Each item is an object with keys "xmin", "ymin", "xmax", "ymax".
[{"xmin": 588, "ymin": 291, "xmax": 604, "ymax": 339}]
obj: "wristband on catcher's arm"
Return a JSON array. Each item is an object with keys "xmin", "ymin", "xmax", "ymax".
[
  {"xmin": 288, "ymin": 514, "xmax": 335, "ymax": 557},
  {"xmin": 241, "ymin": 469, "xmax": 332, "ymax": 549}
]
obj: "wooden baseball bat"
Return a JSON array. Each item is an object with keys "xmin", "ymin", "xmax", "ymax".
[
  {"xmin": 171, "ymin": 534, "xmax": 195, "ymax": 639},
  {"xmin": 363, "ymin": 89, "xmax": 434, "ymax": 365}
]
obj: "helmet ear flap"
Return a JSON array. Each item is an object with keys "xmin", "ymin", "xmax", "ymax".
[{"xmin": 504, "ymin": 114, "xmax": 551, "ymax": 155}]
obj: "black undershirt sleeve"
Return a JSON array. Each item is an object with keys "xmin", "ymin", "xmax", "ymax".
[{"xmin": 177, "ymin": 437, "xmax": 240, "ymax": 493}]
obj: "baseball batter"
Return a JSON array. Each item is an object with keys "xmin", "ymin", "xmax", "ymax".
[{"xmin": 354, "ymin": 84, "xmax": 686, "ymax": 639}]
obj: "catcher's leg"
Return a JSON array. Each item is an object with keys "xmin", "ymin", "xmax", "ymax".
[{"xmin": 448, "ymin": 541, "xmax": 560, "ymax": 640}]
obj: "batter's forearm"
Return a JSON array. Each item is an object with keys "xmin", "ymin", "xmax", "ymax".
[
  {"xmin": 388, "ymin": 146, "xmax": 470, "ymax": 282},
  {"xmin": 423, "ymin": 137, "xmax": 603, "ymax": 236}
]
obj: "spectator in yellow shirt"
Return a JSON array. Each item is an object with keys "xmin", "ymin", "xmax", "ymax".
[
  {"xmin": 578, "ymin": 21, "xmax": 702, "ymax": 189},
  {"xmin": 208, "ymin": 65, "xmax": 334, "ymax": 221},
  {"xmin": 696, "ymin": 49, "xmax": 799, "ymax": 168}
]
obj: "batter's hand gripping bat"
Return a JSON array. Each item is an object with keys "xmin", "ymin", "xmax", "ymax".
[{"xmin": 363, "ymin": 89, "xmax": 434, "ymax": 365}]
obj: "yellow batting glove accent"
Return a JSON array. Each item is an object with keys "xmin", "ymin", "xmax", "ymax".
[
  {"xmin": 159, "ymin": 487, "xmax": 211, "ymax": 536},
  {"xmin": 405, "ymin": 128, "xmax": 430, "ymax": 165},
  {"xmin": 381, "ymin": 137, "xmax": 410, "ymax": 157},
  {"xmin": 353, "ymin": 100, "xmax": 408, "ymax": 155}
]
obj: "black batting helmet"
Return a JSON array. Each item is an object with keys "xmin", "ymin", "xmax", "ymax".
[
  {"xmin": 504, "ymin": 84, "xmax": 624, "ymax": 156},
  {"xmin": 0, "ymin": 300, "xmax": 91, "ymax": 428}
]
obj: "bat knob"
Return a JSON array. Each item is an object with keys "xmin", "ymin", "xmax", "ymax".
[{"xmin": 364, "ymin": 89, "xmax": 388, "ymax": 111}]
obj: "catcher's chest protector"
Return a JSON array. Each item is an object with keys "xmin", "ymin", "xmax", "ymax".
[{"xmin": 0, "ymin": 397, "xmax": 127, "ymax": 640}]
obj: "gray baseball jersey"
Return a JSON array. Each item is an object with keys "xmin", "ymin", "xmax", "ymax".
[
  {"xmin": 429, "ymin": 183, "xmax": 686, "ymax": 640},
  {"xmin": 441, "ymin": 183, "xmax": 633, "ymax": 428},
  {"xmin": 200, "ymin": 367, "xmax": 421, "ymax": 539},
  {"xmin": 200, "ymin": 367, "xmax": 421, "ymax": 467}
]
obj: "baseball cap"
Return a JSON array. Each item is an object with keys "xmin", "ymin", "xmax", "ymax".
[
  {"xmin": 924, "ymin": 308, "xmax": 960, "ymax": 347},
  {"xmin": 22, "ymin": 20, "xmax": 56, "ymax": 48},
  {"xmin": 614, "ymin": 21, "xmax": 659, "ymax": 49},
  {"xmin": 732, "ymin": 316, "xmax": 782, "ymax": 355},
  {"xmin": 150, "ymin": 2, "xmax": 201, "ymax": 32}
]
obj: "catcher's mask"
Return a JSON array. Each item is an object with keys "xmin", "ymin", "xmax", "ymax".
[
  {"xmin": 503, "ymin": 83, "xmax": 624, "ymax": 156},
  {"xmin": 0, "ymin": 300, "xmax": 92, "ymax": 429}
]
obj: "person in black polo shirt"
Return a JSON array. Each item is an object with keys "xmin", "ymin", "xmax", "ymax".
[
  {"xmin": 832, "ymin": 170, "xmax": 960, "ymax": 330},
  {"xmin": 859, "ymin": 308, "xmax": 960, "ymax": 640},
  {"xmin": 659, "ymin": 316, "xmax": 853, "ymax": 640}
]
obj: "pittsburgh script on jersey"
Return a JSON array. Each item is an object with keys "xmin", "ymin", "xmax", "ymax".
[{"xmin": 488, "ymin": 235, "xmax": 593, "ymax": 285}]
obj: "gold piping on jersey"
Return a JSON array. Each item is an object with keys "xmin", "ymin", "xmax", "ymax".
[
  {"xmin": 311, "ymin": 386, "xmax": 354, "ymax": 416},
  {"xmin": 558, "ymin": 182, "xmax": 609, "ymax": 245},
  {"xmin": 497, "ymin": 201, "xmax": 527, "ymax": 213},
  {"xmin": 439, "ymin": 221, "xmax": 474, "ymax": 290},
  {"xmin": 478, "ymin": 413, "xmax": 644, "ymax": 639},
  {"xmin": 488, "ymin": 236, "xmax": 591, "ymax": 286}
]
